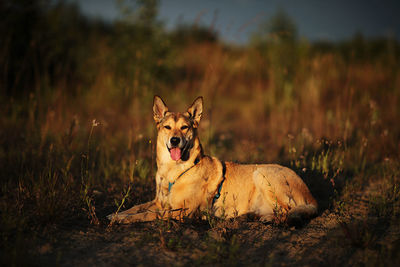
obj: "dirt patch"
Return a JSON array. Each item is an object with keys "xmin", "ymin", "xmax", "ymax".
[{"xmin": 24, "ymin": 182, "xmax": 399, "ymax": 266}]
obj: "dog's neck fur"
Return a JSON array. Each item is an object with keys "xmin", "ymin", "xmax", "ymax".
[{"xmin": 156, "ymin": 134, "xmax": 204, "ymax": 182}]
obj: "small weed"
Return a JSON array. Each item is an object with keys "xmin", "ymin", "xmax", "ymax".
[
  {"xmin": 202, "ymin": 194, "xmax": 227, "ymax": 229},
  {"xmin": 272, "ymin": 203, "xmax": 288, "ymax": 225},
  {"xmin": 339, "ymin": 219, "xmax": 378, "ymax": 248},
  {"xmin": 108, "ymin": 185, "xmax": 132, "ymax": 226},
  {"xmin": 81, "ymin": 189, "xmax": 99, "ymax": 225},
  {"xmin": 368, "ymin": 161, "xmax": 400, "ymax": 219},
  {"xmin": 310, "ymin": 140, "xmax": 345, "ymax": 186},
  {"xmin": 203, "ymin": 207, "xmax": 219, "ymax": 229},
  {"xmin": 368, "ymin": 184, "xmax": 400, "ymax": 219},
  {"xmin": 134, "ymin": 231, "xmax": 158, "ymax": 248},
  {"xmin": 287, "ymin": 135, "xmax": 345, "ymax": 187},
  {"xmin": 80, "ymin": 119, "xmax": 100, "ymax": 225},
  {"xmin": 197, "ymin": 232, "xmax": 241, "ymax": 265},
  {"xmin": 369, "ymin": 194, "xmax": 397, "ymax": 219},
  {"xmin": 333, "ymin": 198, "xmax": 349, "ymax": 218},
  {"xmin": 134, "ymin": 158, "xmax": 151, "ymax": 183},
  {"xmin": 155, "ymin": 217, "xmax": 188, "ymax": 251}
]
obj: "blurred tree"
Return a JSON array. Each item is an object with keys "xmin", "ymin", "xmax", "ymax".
[
  {"xmin": 254, "ymin": 8, "xmax": 297, "ymax": 45},
  {"xmin": 111, "ymin": 0, "xmax": 173, "ymax": 102},
  {"xmin": 170, "ymin": 24, "xmax": 218, "ymax": 45},
  {"xmin": 0, "ymin": 0, "xmax": 173, "ymax": 100},
  {"xmin": 0, "ymin": 0, "xmax": 103, "ymax": 97},
  {"xmin": 251, "ymin": 9, "xmax": 300, "ymax": 103},
  {"xmin": 0, "ymin": 0, "xmax": 44, "ymax": 95},
  {"xmin": 116, "ymin": 0, "xmax": 158, "ymax": 27}
]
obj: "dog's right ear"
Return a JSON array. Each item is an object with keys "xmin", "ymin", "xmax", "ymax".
[{"xmin": 153, "ymin": 95, "xmax": 168, "ymax": 124}]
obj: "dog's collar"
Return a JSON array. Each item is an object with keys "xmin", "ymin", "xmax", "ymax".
[
  {"xmin": 168, "ymin": 157, "xmax": 200, "ymax": 192},
  {"xmin": 212, "ymin": 161, "xmax": 226, "ymax": 206}
]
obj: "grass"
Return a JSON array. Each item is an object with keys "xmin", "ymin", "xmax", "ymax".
[
  {"xmin": 1, "ymin": 2, "xmax": 400, "ymax": 266},
  {"xmin": 2, "ymin": 47, "xmax": 400, "ymax": 265},
  {"xmin": 1, "ymin": 43, "xmax": 400, "ymax": 265}
]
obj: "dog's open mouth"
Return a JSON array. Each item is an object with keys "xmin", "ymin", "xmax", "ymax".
[{"xmin": 169, "ymin": 147, "xmax": 182, "ymax": 161}]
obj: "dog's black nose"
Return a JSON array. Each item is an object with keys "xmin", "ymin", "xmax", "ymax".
[{"xmin": 170, "ymin": 137, "xmax": 180, "ymax": 147}]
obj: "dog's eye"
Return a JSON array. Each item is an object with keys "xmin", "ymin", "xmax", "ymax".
[
  {"xmin": 181, "ymin": 125, "xmax": 189, "ymax": 130},
  {"xmin": 164, "ymin": 125, "xmax": 171, "ymax": 130}
]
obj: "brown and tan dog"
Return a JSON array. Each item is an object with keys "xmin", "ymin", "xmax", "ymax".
[{"xmin": 108, "ymin": 96, "xmax": 317, "ymax": 224}]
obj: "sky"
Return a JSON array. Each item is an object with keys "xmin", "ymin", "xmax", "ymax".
[{"xmin": 70, "ymin": 0, "xmax": 400, "ymax": 44}]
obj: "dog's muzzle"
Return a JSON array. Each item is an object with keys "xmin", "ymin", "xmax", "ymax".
[{"xmin": 167, "ymin": 137, "xmax": 187, "ymax": 161}]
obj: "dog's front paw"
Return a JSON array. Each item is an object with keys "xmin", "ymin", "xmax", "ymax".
[{"xmin": 107, "ymin": 213, "xmax": 128, "ymax": 222}]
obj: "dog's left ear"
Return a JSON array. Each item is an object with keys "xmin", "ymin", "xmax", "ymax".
[{"xmin": 187, "ymin": 96, "xmax": 203, "ymax": 127}]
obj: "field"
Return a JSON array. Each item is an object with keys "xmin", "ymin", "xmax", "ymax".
[{"xmin": 1, "ymin": 1, "xmax": 400, "ymax": 266}]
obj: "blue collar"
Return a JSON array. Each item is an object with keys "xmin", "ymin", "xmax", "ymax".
[
  {"xmin": 212, "ymin": 161, "xmax": 226, "ymax": 206},
  {"xmin": 168, "ymin": 181, "xmax": 174, "ymax": 192},
  {"xmin": 168, "ymin": 157, "xmax": 200, "ymax": 192}
]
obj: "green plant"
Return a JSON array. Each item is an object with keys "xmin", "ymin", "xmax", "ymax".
[
  {"xmin": 198, "ymin": 232, "xmax": 241, "ymax": 265},
  {"xmin": 108, "ymin": 185, "xmax": 132, "ymax": 226},
  {"xmin": 310, "ymin": 140, "xmax": 345, "ymax": 186},
  {"xmin": 80, "ymin": 119, "xmax": 100, "ymax": 225},
  {"xmin": 339, "ymin": 219, "xmax": 378, "ymax": 248}
]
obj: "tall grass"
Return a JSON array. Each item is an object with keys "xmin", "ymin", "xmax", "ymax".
[{"xmin": 1, "ymin": 1, "xmax": 400, "ymax": 265}]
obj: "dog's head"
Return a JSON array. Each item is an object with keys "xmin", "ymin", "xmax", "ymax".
[{"xmin": 153, "ymin": 95, "xmax": 203, "ymax": 162}]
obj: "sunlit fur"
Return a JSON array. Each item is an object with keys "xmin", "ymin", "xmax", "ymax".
[{"xmin": 108, "ymin": 96, "xmax": 318, "ymax": 224}]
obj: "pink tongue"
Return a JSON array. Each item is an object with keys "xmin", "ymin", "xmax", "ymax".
[{"xmin": 170, "ymin": 148, "xmax": 181, "ymax": 161}]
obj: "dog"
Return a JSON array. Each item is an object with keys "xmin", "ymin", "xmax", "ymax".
[{"xmin": 108, "ymin": 96, "xmax": 317, "ymax": 224}]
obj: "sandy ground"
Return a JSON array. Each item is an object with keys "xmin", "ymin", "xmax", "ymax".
[{"xmin": 30, "ymin": 181, "xmax": 399, "ymax": 266}]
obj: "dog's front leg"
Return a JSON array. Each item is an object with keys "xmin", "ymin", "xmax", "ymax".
[
  {"xmin": 114, "ymin": 208, "xmax": 188, "ymax": 224},
  {"xmin": 121, "ymin": 200, "xmax": 158, "ymax": 214},
  {"xmin": 107, "ymin": 200, "xmax": 159, "ymax": 221}
]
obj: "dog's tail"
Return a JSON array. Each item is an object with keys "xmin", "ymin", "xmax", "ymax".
[{"xmin": 287, "ymin": 204, "xmax": 318, "ymax": 226}]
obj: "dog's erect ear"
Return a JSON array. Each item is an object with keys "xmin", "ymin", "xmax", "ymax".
[
  {"xmin": 187, "ymin": 96, "xmax": 203, "ymax": 127},
  {"xmin": 153, "ymin": 95, "xmax": 168, "ymax": 123}
]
